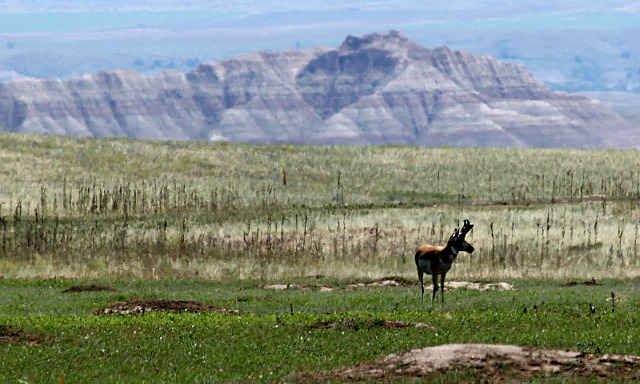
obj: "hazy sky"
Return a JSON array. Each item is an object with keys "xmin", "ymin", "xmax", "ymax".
[
  {"xmin": 1, "ymin": 0, "xmax": 639, "ymax": 90},
  {"xmin": 1, "ymin": 0, "xmax": 639, "ymax": 13},
  {"xmin": 2, "ymin": 0, "xmax": 638, "ymax": 56},
  {"xmin": 2, "ymin": 0, "xmax": 639, "ymax": 35}
]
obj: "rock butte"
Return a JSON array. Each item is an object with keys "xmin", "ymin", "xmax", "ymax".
[{"xmin": 1, "ymin": 31, "xmax": 637, "ymax": 148}]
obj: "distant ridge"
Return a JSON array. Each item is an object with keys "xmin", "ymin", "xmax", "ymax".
[{"xmin": 0, "ymin": 31, "xmax": 637, "ymax": 148}]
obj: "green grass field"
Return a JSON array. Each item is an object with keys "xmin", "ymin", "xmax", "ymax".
[
  {"xmin": 2, "ymin": 277, "xmax": 640, "ymax": 382},
  {"xmin": 2, "ymin": 132, "xmax": 640, "ymax": 381}
]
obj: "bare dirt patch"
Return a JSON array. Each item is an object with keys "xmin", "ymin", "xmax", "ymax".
[
  {"xmin": 0, "ymin": 325, "xmax": 43, "ymax": 345},
  {"xmin": 446, "ymin": 281, "xmax": 514, "ymax": 291},
  {"xmin": 311, "ymin": 319, "xmax": 436, "ymax": 331},
  {"xmin": 62, "ymin": 285, "xmax": 116, "ymax": 293},
  {"xmin": 94, "ymin": 299, "xmax": 241, "ymax": 315},
  {"xmin": 322, "ymin": 343, "xmax": 640, "ymax": 381},
  {"xmin": 263, "ymin": 283, "xmax": 294, "ymax": 290},
  {"xmin": 262, "ymin": 278, "xmax": 413, "ymax": 292},
  {"xmin": 263, "ymin": 278, "xmax": 514, "ymax": 292},
  {"xmin": 346, "ymin": 278, "xmax": 414, "ymax": 290}
]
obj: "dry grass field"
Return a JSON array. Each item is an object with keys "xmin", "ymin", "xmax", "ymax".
[{"xmin": 1, "ymin": 132, "xmax": 640, "ymax": 280}]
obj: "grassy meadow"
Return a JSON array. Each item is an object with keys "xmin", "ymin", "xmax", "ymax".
[
  {"xmin": 3, "ymin": 132, "xmax": 640, "ymax": 382},
  {"xmin": 1, "ymin": 132, "xmax": 640, "ymax": 280},
  {"xmin": 3, "ymin": 277, "xmax": 640, "ymax": 382}
]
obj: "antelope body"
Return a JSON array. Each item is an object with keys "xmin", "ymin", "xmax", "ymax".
[{"xmin": 415, "ymin": 220, "xmax": 474, "ymax": 303}]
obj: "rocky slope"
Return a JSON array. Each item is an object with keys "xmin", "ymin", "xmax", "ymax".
[{"xmin": 0, "ymin": 31, "xmax": 637, "ymax": 148}]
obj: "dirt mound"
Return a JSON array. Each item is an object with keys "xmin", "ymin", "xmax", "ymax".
[
  {"xmin": 94, "ymin": 299, "xmax": 241, "ymax": 315},
  {"xmin": 62, "ymin": 285, "xmax": 116, "ymax": 293},
  {"xmin": 561, "ymin": 278, "xmax": 602, "ymax": 287},
  {"xmin": 326, "ymin": 343, "xmax": 640, "ymax": 381},
  {"xmin": 0, "ymin": 325, "xmax": 43, "ymax": 345}
]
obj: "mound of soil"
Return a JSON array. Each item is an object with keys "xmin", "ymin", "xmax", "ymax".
[
  {"xmin": 0, "ymin": 325, "xmax": 42, "ymax": 345},
  {"xmin": 62, "ymin": 285, "xmax": 116, "ymax": 293},
  {"xmin": 561, "ymin": 278, "xmax": 602, "ymax": 287},
  {"xmin": 325, "ymin": 344, "xmax": 640, "ymax": 381},
  {"xmin": 95, "ymin": 299, "xmax": 241, "ymax": 315}
]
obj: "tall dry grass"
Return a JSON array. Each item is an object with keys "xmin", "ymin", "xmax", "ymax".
[{"xmin": 2, "ymin": 132, "xmax": 640, "ymax": 280}]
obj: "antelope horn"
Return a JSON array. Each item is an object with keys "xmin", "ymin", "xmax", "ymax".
[{"xmin": 459, "ymin": 219, "xmax": 473, "ymax": 238}]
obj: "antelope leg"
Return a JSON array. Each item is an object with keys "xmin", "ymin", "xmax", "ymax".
[
  {"xmin": 418, "ymin": 269, "xmax": 425, "ymax": 302},
  {"xmin": 431, "ymin": 274, "xmax": 439, "ymax": 303},
  {"xmin": 440, "ymin": 273, "xmax": 446, "ymax": 303}
]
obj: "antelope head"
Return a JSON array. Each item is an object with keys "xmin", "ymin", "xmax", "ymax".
[{"xmin": 453, "ymin": 219, "xmax": 474, "ymax": 253}]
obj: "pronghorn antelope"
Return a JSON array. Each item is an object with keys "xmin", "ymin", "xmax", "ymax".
[{"xmin": 415, "ymin": 219, "xmax": 474, "ymax": 303}]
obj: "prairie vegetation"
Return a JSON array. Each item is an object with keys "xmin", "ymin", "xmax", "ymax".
[
  {"xmin": 4, "ymin": 132, "xmax": 640, "ymax": 382},
  {"xmin": 2, "ymin": 277, "xmax": 640, "ymax": 382},
  {"xmin": 1, "ymin": 132, "xmax": 640, "ymax": 280}
]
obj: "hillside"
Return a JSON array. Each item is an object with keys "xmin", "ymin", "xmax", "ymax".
[{"xmin": 1, "ymin": 31, "xmax": 637, "ymax": 148}]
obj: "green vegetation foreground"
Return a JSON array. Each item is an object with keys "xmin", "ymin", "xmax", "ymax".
[{"xmin": 2, "ymin": 278, "xmax": 640, "ymax": 382}]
